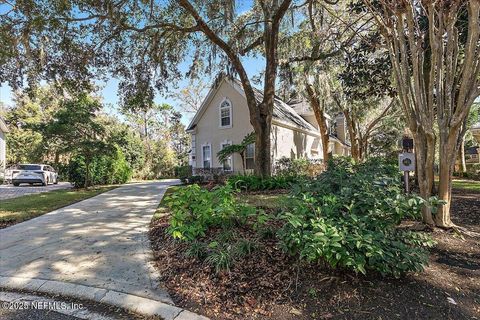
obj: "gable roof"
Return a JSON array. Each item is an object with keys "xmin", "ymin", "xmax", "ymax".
[
  {"xmin": 186, "ymin": 76, "xmax": 317, "ymax": 133},
  {"xmin": 0, "ymin": 117, "xmax": 8, "ymax": 133},
  {"xmin": 243, "ymin": 80, "xmax": 317, "ymax": 132}
]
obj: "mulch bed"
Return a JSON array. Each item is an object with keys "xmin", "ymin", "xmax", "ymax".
[{"xmin": 149, "ymin": 189, "xmax": 480, "ymax": 320}]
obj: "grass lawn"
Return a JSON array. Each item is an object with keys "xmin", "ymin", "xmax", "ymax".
[
  {"xmin": 0, "ymin": 185, "xmax": 117, "ymax": 228},
  {"xmin": 239, "ymin": 193, "xmax": 287, "ymax": 209},
  {"xmin": 451, "ymin": 178, "xmax": 480, "ymax": 192}
]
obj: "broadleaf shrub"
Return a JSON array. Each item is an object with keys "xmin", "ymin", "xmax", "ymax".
[
  {"xmin": 165, "ymin": 184, "xmax": 255, "ymax": 241},
  {"xmin": 279, "ymin": 157, "xmax": 436, "ymax": 277},
  {"xmin": 67, "ymin": 146, "xmax": 132, "ymax": 188},
  {"xmin": 164, "ymin": 184, "xmax": 263, "ymax": 273},
  {"xmin": 274, "ymin": 157, "xmax": 324, "ymax": 177},
  {"xmin": 174, "ymin": 165, "xmax": 192, "ymax": 183}
]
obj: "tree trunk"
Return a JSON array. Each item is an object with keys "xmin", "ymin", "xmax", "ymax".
[
  {"xmin": 457, "ymin": 118, "xmax": 469, "ymax": 174},
  {"xmin": 240, "ymin": 152, "xmax": 246, "ymax": 172},
  {"xmin": 369, "ymin": 0, "xmax": 480, "ymax": 229},
  {"xmin": 253, "ymin": 109, "xmax": 272, "ymax": 178},
  {"xmin": 85, "ymin": 160, "xmax": 90, "ymax": 190},
  {"xmin": 305, "ymin": 84, "xmax": 330, "ymax": 164},
  {"xmin": 459, "ymin": 138, "xmax": 466, "ymax": 173},
  {"xmin": 413, "ymin": 130, "xmax": 436, "ymax": 225},
  {"xmin": 436, "ymin": 128, "xmax": 462, "ymax": 228},
  {"xmin": 319, "ymin": 119, "xmax": 330, "ymax": 165},
  {"xmin": 343, "ymin": 110, "xmax": 360, "ymax": 162},
  {"xmin": 178, "ymin": 0, "xmax": 292, "ymax": 178}
]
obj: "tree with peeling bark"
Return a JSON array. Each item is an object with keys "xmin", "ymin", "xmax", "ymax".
[{"xmin": 363, "ymin": 0, "xmax": 480, "ymax": 227}]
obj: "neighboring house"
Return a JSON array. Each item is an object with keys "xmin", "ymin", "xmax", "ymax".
[
  {"xmin": 472, "ymin": 122, "xmax": 480, "ymax": 143},
  {"xmin": 467, "ymin": 122, "xmax": 480, "ymax": 164},
  {"xmin": 0, "ymin": 117, "xmax": 8, "ymax": 179},
  {"xmin": 186, "ymin": 76, "xmax": 350, "ymax": 174},
  {"xmin": 465, "ymin": 146, "xmax": 479, "ymax": 164}
]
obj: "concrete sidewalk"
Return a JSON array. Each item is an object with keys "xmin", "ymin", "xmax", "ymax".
[{"xmin": 0, "ymin": 180, "xmax": 206, "ymax": 319}]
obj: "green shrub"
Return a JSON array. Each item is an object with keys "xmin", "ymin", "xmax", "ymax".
[
  {"xmin": 455, "ymin": 164, "xmax": 480, "ymax": 180},
  {"xmin": 67, "ymin": 146, "xmax": 132, "ymax": 188},
  {"xmin": 279, "ymin": 157, "xmax": 436, "ymax": 277},
  {"xmin": 274, "ymin": 157, "xmax": 325, "ymax": 177},
  {"xmin": 165, "ymin": 184, "xmax": 263, "ymax": 273},
  {"xmin": 165, "ymin": 184, "xmax": 255, "ymax": 241},
  {"xmin": 205, "ymin": 242, "xmax": 233, "ymax": 273},
  {"xmin": 185, "ymin": 240, "xmax": 208, "ymax": 259},
  {"xmin": 234, "ymin": 238, "xmax": 258, "ymax": 257},
  {"xmin": 188, "ymin": 175, "xmax": 204, "ymax": 184},
  {"xmin": 202, "ymin": 237, "xmax": 260, "ymax": 273},
  {"xmin": 175, "ymin": 165, "xmax": 192, "ymax": 183}
]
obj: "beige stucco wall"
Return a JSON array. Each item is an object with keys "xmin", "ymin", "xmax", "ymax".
[
  {"xmin": 301, "ymin": 114, "xmax": 319, "ymax": 130},
  {"xmin": 271, "ymin": 124, "xmax": 323, "ymax": 161},
  {"xmin": 193, "ymin": 79, "xmax": 254, "ymax": 171}
]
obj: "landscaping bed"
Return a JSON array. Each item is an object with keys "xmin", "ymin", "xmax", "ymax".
[
  {"xmin": 150, "ymin": 161, "xmax": 480, "ymax": 320},
  {"xmin": 150, "ymin": 187, "xmax": 479, "ymax": 319}
]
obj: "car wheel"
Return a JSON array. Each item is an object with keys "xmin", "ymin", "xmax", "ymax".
[
  {"xmin": 13, "ymin": 183, "xmax": 20, "ymax": 187},
  {"xmin": 54, "ymin": 177, "xmax": 58, "ymax": 185}
]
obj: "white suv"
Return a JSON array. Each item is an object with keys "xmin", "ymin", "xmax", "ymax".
[{"xmin": 11, "ymin": 164, "xmax": 59, "ymax": 187}]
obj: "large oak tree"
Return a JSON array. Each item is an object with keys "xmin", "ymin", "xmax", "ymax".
[{"xmin": 1, "ymin": 0, "xmax": 332, "ymax": 177}]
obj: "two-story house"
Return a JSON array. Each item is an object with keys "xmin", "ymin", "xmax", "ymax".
[{"xmin": 186, "ymin": 76, "xmax": 350, "ymax": 174}]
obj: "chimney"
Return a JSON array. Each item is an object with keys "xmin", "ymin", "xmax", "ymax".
[{"xmin": 335, "ymin": 114, "xmax": 346, "ymax": 143}]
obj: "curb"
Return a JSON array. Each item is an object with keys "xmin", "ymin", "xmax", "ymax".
[
  {"xmin": 0, "ymin": 291, "xmax": 116, "ymax": 320},
  {"xmin": 0, "ymin": 276, "xmax": 208, "ymax": 320}
]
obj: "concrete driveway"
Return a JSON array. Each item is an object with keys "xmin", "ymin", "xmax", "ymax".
[
  {"xmin": 0, "ymin": 180, "xmax": 179, "ymax": 304},
  {"xmin": 0, "ymin": 182, "xmax": 72, "ymax": 200}
]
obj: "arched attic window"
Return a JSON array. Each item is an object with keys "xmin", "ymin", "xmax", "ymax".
[{"xmin": 219, "ymin": 98, "xmax": 232, "ymax": 128}]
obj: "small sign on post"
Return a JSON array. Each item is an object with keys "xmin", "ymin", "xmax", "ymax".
[
  {"xmin": 399, "ymin": 152, "xmax": 415, "ymax": 171},
  {"xmin": 399, "ymin": 136, "xmax": 415, "ymax": 193}
]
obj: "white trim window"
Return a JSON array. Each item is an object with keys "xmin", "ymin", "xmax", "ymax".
[
  {"xmin": 202, "ymin": 144, "xmax": 211, "ymax": 169},
  {"xmin": 245, "ymin": 143, "xmax": 255, "ymax": 170},
  {"xmin": 219, "ymin": 98, "xmax": 232, "ymax": 128},
  {"xmin": 221, "ymin": 141, "xmax": 233, "ymax": 172}
]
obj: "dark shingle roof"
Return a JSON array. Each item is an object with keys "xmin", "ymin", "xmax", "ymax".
[
  {"xmin": 233, "ymin": 79, "xmax": 317, "ymax": 132},
  {"xmin": 466, "ymin": 146, "xmax": 479, "ymax": 155}
]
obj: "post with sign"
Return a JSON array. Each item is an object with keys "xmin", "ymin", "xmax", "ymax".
[{"xmin": 399, "ymin": 137, "xmax": 415, "ymax": 193}]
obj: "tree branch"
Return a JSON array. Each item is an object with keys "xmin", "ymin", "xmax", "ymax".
[{"xmin": 239, "ymin": 36, "xmax": 264, "ymax": 55}]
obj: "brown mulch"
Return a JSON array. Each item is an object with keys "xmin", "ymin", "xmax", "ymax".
[{"xmin": 149, "ymin": 189, "xmax": 480, "ymax": 320}]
